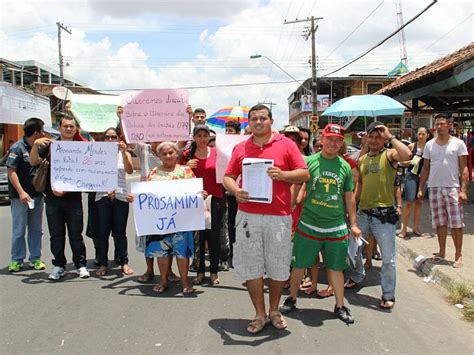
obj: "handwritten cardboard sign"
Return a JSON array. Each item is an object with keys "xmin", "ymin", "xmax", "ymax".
[
  {"xmin": 121, "ymin": 89, "xmax": 189, "ymax": 143},
  {"xmin": 70, "ymin": 94, "xmax": 121, "ymax": 133},
  {"xmin": 0, "ymin": 82, "xmax": 52, "ymax": 126},
  {"xmin": 50, "ymin": 141, "xmax": 118, "ymax": 192},
  {"xmin": 215, "ymin": 134, "xmax": 248, "ymax": 183},
  {"xmin": 131, "ymin": 178, "xmax": 205, "ymax": 236}
]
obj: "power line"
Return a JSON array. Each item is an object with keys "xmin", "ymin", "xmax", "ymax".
[
  {"xmin": 95, "ymin": 79, "xmax": 302, "ymax": 92},
  {"xmin": 322, "ymin": 0, "xmax": 438, "ymax": 77},
  {"xmin": 416, "ymin": 13, "xmax": 473, "ymax": 55},
  {"xmin": 324, "ymin": 0, "xmax": 385, "ymax": 59}
]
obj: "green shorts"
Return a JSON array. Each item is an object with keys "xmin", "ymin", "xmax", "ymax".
[{"xmin": 291, "ymin": 232, "xmax": 349, "ymax": 271}]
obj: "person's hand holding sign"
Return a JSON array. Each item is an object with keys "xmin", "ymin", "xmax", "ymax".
[{"xmin": 187, "ymin": 158, "xmax": 198, "ymax": 169}]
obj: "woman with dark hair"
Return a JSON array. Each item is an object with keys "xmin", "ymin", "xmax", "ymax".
[
  {"xmin": 398, "ymin": 126, "xmax": 433, "ymax": 238},
  {"xmin": 179, "ymin": 125, "xmax": 224, "ymax": 285},
  {"xmin": 95, "ymin": 127, "xmax": 134, "ymax": 276},
  {"xmin": 298, "ymin": 127, "xmax": 312, "ymax": 156}
]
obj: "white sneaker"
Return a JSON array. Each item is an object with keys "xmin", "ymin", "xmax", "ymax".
[
  {"xmin": 49, "ymin": 266, "xmax": 65, "ymax": 281},
  {"xmin": 77, "ymin": 267, "xmax": 90, "ymax": 278}
]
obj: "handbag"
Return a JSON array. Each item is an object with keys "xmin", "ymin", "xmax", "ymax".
[{"xmin": 32, "ymin": 151, "xmax": 50, "ymax": 193}]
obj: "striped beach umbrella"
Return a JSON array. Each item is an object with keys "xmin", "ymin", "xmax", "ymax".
[{"xmin": 207, "ymin": 106, "xmax": 249, "ymax": 129}]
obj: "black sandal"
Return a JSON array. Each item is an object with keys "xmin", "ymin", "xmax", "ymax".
[{"xmin": 380, "ymin": 296, "xmax": 395, "ymax": 309}]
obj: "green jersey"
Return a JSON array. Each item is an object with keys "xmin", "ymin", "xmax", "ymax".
[{"xmin": 298, "ymin": 153, "xmax": 354, "ymax": 238}]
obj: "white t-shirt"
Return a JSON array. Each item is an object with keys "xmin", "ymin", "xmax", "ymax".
[{"xmin": 423, "ymin": 137, "xmax": 468, "ymax": 188}]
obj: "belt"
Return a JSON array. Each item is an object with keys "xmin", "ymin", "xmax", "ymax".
[{"xmin": 361, "ymin": 207, "xmax": 394, "ymax": 216}]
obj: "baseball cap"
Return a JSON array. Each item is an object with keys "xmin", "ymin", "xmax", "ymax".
[
  {"xmin": 193, "ymin": 125, "xmax": 210, "ymax": 136},
  {"xmin": 366, "ymin": 121, "xmax": 386, "ymax": 134},
  {"xmin": 322, "ymin": 124, "xmax": 345, "ymax": 139}
]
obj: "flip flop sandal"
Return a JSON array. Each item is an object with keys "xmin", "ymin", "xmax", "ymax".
[
  {"xmin": 269, "ymin": 311, "xmax": 288, "ymax": 330},
  {"xmin": 304, "ymin": 288, "xmax": 318, "ymax": 295},
  {"xmin": 412, "ymin": 230, "xmax": 422, "ymax": 236},
  {"xmin": 95, "ymin": 266, "xmax": 107, "ymax": 277},
  {"xmin": 316, "ymin": 289, "xmax": 334, "ymax": 298},
  {"xmin": 193, "ymin": 274, "xmax": 205, "ymax": 285},
  {"xmin": 453, "ymin": 261, "xmax": 464, "ymax": 268},
  {"xmin": 153, "ymin": 284, "xmax": 167, "ymax": 294},
  {"xmin": 122, "ymin": 265, "xmax": 134, "ymax": 275},
  {"xmin": 344, "ymin": 278, "xmax": 357, "ymax": 289},
  {"xmin": 182, "ymin": 287, "xmax": 196, "ymax": 295},
  {"xmin": 137, "ymin": 273, "xmax": 155, "ymax": 283},
  {"xmin": 301, "ymin": 277, "xmax": 312, "ymax": 288},
  {"xmin": 380, "ymin": 297, "xmax": 395, "ymax": 309},
  {"xmin": 397, "ymin": 233, "xmax": 407, "ymax": 239},
  {"xmin": 430, "ymin": 255, "xmax": 446, "ymax": 264},
  {"xmin": 247, "ymin": 316, "xmax": 270, "ymax": 334}
]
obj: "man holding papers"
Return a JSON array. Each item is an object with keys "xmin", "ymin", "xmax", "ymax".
[
  {"xmin": 223, "ymin": 104, "xmax": 309, "ymax": 334},
  {"xmin": 279, "ymin": 124, "xmax": 361, "ymax": 324}
]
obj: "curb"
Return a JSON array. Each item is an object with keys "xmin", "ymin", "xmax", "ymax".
[{"xmin": 396, "ymin": 240, "xmax": 465, "ymax": 289}]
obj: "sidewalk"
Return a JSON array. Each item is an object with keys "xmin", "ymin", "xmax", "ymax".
[{"xmin": 395, "ymin": 187, "xmax": 474, "ymax": 289}]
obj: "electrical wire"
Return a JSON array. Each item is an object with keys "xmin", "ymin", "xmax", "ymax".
[
  {"xmin": 416, "ymin": 13, "xmax": 473, "ymax": 55},
  {"xmin": 94, "ymin": 79, "xmax": 302, "ymax": 91},
  {"xmin": 323, "ymin": 0, "xmax": 385, "ymax": 59},
  {"xmin": 322, "ymin": 0, "xmax": 438, "ymax": 77}
]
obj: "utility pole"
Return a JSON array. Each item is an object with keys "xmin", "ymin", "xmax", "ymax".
[
  {"xmin": 56, "ymin": 22, "xmax": 71, "ymax": 86},
  {"xmin": 259, "ymin": 101, "xmax": 277, "ymax": 112},
  {"xmin": 284, "ymin": 16, "xmax": 323, "ymax": 116}
]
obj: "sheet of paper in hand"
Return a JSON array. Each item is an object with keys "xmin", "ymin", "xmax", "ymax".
[{"xmin": 242, "ymin": 158, "xmax": 273, "ymax": 203}]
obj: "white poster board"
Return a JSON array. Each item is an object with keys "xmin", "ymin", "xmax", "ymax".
[
  {"xmin": 131, "ymin": 178, "xmax": 205, "ymax": 236},
  {"xmin": 0, "ymin": 82, "xmax": 52, "ymax": 126},
  {"xmin": 215, "ymin": 134, "xmax": 248, "ymax": 183},
  {"xmin": 50, "ymin": 141, "xmax": 118, "ymax": 192}
]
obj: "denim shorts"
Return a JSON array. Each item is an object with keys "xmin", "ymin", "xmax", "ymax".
[
  {"xmin": 403, "ymin": 172, "xmax": 419, "ymax": 202},
  {"xmin": 145, "ymin": 231, "xmax": 194, "ymax": 259}
]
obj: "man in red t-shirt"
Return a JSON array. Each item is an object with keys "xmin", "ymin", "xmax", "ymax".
[{"xmin": 223, "ymin": 104, "xmax": 309, "ymax": 334}]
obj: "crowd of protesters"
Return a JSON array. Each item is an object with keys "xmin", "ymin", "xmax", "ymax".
[{"xmin": 5, "ymin": 104, "xmax": 469, "ymax": 333}]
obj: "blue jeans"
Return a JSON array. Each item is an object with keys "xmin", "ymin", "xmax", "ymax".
[
  {"xmin": 352, "ymin": 210, "xmax": 397, "ymax": 300},
  {"xmin": 10, "ymin": 196, "xmax": 44, "ymax": 262}
]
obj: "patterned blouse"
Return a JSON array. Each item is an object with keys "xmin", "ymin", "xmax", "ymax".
[{"xmin": 148, "ymin": 164, "xmax": 195, "ymax": 181}]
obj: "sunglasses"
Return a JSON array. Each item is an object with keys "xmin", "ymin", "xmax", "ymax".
[{"xmin": 326, "ymin": 125, "xmax": 344, "ymax": 134}]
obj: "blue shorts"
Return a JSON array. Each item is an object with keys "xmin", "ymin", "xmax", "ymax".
[
  {"xmin": 145, "ymin": 231, "xmax": 194, "ymax": 259},
  {"xmin": 403, "ymin": 172, "xmax": 419, "ymax": 202}
]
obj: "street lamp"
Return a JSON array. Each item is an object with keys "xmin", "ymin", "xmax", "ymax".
[{"xmin": 250, "ymin": 54, "xmax": 311, "ymax": 93}]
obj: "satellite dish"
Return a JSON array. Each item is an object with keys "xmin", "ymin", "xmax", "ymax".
[{"xmin": 52, "ymin": 86, "xmax": 73, "ymax": 100}]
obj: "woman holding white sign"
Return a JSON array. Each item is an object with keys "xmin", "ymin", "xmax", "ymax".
[
  {"xmin": 146, "ymin": 141, "xmax": 196, "ymax": 295},
  {"xmin": 180, "ymin": 125, "xmax": 224, "ymax": 286},
  {"xmin": 95, "ymin": 127, "xmax": 134, "ymax": 277}
]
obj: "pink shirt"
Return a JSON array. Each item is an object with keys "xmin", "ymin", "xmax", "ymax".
[{"xmin": 225, "ymin": 132, "xmax": 307, "ymax": 216}]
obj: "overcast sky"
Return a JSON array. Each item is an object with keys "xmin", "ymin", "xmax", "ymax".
[{"xmin": 1, "ymin": 0, "xmax": 472, "ymax": 129}]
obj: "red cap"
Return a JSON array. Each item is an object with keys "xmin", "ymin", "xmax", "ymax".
[{"xmin": 322, "ymin": 124, "xmax": 345, "ymax": 139}]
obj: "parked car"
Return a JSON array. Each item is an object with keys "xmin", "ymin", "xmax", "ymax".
[{"xmin": 0, "ymin": 163, "xmax": 10, "ymax": 204}]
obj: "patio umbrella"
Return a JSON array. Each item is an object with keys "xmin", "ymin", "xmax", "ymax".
[
  {"xmin": 207, "ymin": 106, "xmax": 249, "ymax": 129},
  {"xmin": 321, "ymin": 94, "xmax": 405, "ymax": 117}
]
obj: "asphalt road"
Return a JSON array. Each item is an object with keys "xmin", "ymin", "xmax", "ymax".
[{"xmin": 0, "ymin": 194, "xmax": 473, "ymax": 354}]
